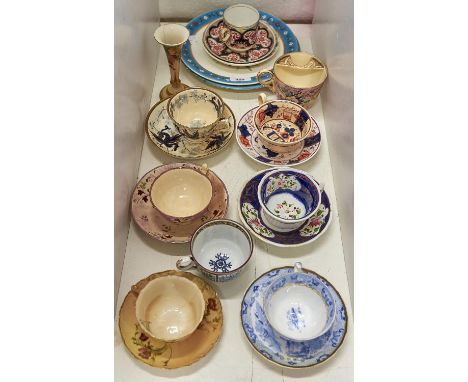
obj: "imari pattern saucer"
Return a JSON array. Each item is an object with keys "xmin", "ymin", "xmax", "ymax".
[
  {"xmin": 238, "ymin": 170, "xmax": 331, "ymax": 247},
  {"xmin": 202, "ymin": 19, "xmax": 277, "ymax": 67},
  {"xmin": 119, "ymin": 270, "xmax": 223, "ymax": 369},
  {"xmin": 241, "ymin": 266, "xmax": 347, "ymax": 368},
  {"xmin": 146, "ymin": 98, "xmax": 235, "ymax": 159},
  {"xmin": 132, "ymin": 163, "xmax": 228, "ymax": 243},
  {"xmin": 236, "ymin": 107, "xmax": 321, "ymax": 166}
]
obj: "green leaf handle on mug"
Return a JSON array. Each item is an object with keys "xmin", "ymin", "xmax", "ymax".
[{"xmin": 257, "ymin": 69, "xmax": 275, "ymax": 91}]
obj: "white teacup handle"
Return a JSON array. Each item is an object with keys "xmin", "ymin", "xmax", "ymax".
[
  {"xmin": 294, "ymin": 262, "xmax": 303, "ymax": 273},
  {"xmin": 200, "ymin": 163, "xmax": 208, "ymax": 175},
  {"xmin": 176, "ymin": 256, "xmax": 196, "ymax": 271},
  {"xmin": 258, "ymin": 93, "xmax": 267, "ymax": 106}
]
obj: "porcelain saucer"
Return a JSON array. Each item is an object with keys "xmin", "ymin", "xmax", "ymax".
[
  {"xmin": 238, "ymin": 170, "xmax": 331, "ymax": 247},
  {"xmin": 236, "ymin": 107, "xmax": 321, "ymax": 166},
  {"xmin": 119, "ymin": 270, "xmax": 223, "ymax": 369},
  {"xmin": 202, "ymin": 19, "xmax": 277, "ymax": 67},
  {"xmin": 146, "ymin": 98, "xmax": 235, "ymax": 160},
  {"xmin": 241, "ymin": 266, "xmax": 347, "ymax": 368},
  {"xmin": 132, "ymin": 163, "xmax": 228, "ymax": 243}
]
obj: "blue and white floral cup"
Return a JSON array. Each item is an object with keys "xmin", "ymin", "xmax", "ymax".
[
  {"xmin": 176, "ymin": 219, "xmax": 254, "ymax": 282},
  {"xmin": 263, "ymin": 262, "xmax": 336, "ymax": 342},
  {"xmin": 257, "ymin": 168, "xmax": 322, "ymax": 232}
]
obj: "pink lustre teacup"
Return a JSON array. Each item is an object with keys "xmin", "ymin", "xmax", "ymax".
[
  {"xmin": 254, "ymin": 93, "xmax": 313, "ymax": 154},
  {"xmin": 149, "ymin": 163, "xmax": 214, "ymax": 224},
  {"xmin": 257, "ymin": 52, "xmax": 327, "ymax": 109}
]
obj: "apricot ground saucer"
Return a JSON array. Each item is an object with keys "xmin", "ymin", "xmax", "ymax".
[
  {"xmin": 146, "ymin": 98, "xmax": 235, "ymax": 160},
  {"xmin": 119, "ymin": 270, "xmax": 223, "ymax": 369},
  {"xmin": 132, "ymin": 163, "xmax": 228, "ymax": 243},
  {"xmin": 236, "ymin": 106, "xmax": 321, "ymax": 166}
]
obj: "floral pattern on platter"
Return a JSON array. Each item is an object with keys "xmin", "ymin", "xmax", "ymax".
[
  {"xmin": 147, "ymin": 99, "xmax": 235, "ymax": 159},
  {"xmin": 265, "ymin": 173, "xmax": 301, "ymax": 197},
  {"xmin": 209, "ymin": 253, "xmax": 232, "ymax": 272},
  {"xmin": 236, "ymin": 107, "xmax": 321, "ymax": 167},
  {"xmin": 132, "ymin": 163, "xmax": 228, "ymax": 243},
  {"xmin": 238, "ymin": 170, "xmax": 331, "ymax": 246},
  {"xmin": 240, "ymin": 267, "xmax": 347, "ymax": 368},
  {"xmin": 119, "ymin": 270, "xmax": 223, "ymax": 369},
  {"xmin": 202, "ymin": 19, "xmax": 276, "ymax": 65}
]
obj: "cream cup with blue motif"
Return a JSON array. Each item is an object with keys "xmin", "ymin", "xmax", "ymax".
[
  {"xmin": 167, "ymin": 88, "xmax": 230, "ymax": 140},
  {"xmin": 263, "ymin": 262, "xmax": 336, "ymax": 342},
  {"xmin": 257, "ymin": 168, "xmax": 322, "ymax": 232},
  {"xmin": 176, "ymin": 219, "xmax": 254, "ymax": 282}
]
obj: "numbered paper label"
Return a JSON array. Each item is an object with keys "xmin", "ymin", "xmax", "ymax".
[{"xmin": 229, "ymin": 75, "xmax": 253, "ymax": 82}]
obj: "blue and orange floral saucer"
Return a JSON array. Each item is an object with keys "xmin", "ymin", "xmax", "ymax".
[
  {"xmin": 238, "ymin": 170, "xmax": 331, "ymax": 247},
  {"xmin": 241, "ymin": 266, "xmax": 347, "ymax": 368},
  {"xmin": 236, "ymin": 107, "xmax": 321, "ymax": 167}
]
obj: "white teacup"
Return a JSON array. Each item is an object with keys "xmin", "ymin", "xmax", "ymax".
[
  {"xmin": 219, "ymin": 4, "xmax": 260, "ymax": 52},
  {"xmin": 135, "ymin": 275, "xmax": 205, "ymax": 342}
]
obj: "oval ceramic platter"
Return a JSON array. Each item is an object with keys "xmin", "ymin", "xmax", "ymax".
[
  {"xmin": 119, "ymin": 270, "xmax": 223, "ymax": 369},
  {"xmin": 146, "ymin": 98, "xmax": 235, "ymax": 159},
  {"xmin": 236, "ymin": 106, "xmax": 321, "ymax": 166},
  {"xmin": 241, "ymin": 266, "xmax": 347, "ymax": 368},
  {"xmin": 238, "ymin": 170, "xmax": 331, "ymax": 247},
  {"xmin": 132, "ymin": 163, "xmax": 228, "ymax": 243},
  {"xmin": 182, "ymin": 9, "xmax": 300, "ymax": 90}
]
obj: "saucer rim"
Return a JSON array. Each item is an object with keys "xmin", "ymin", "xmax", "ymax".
[
  {"xmin": 201, "ymin": 18, "xmax": 278, "ymax": 67},
  {"xmin": 146, "ymin": 98, "xmax": 236, "ymax": 160},
  {"xmin": 237, "ymin": 169, "xmax": 332, "ymax": 248},
  {"xmin": 131, "ymin": 163, "xmax": 229, "ymax": 243},
  {"xmin": 239, "ymin": 266, "xmax": 348, "ymax": 369},
  {"xmin": 235, "ymin": 106, "xmax": 321, "ymax": 167},
  {"xmin": 119, "ymin": 270, "xmax": 224, "ymax": 369}
]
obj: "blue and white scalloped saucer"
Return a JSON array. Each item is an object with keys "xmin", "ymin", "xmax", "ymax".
[
  {"xmin": 241, "ymin": 266, "xmax": 347, "ymax": 368},
  {"xmin": 182, "ymin": 9, "xmax": 300, "ymax": 90},
  {"xmin": 238, "ymin": 170, "xmax": 332, "ymax": 247}
]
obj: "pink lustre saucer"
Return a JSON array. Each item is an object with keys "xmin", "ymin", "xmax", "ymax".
[
  {"xmin": 131, "ymin": 163, "xmax": 229, "ymax": 243},
  {"xmin": 202, "ymin": 19, "xmax": 277, "ymax": 67},
  {"xmin": 236, "ymin": 106, "xmax": 321, "ymax": 166}
]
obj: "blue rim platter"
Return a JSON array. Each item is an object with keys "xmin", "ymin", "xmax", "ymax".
[
  {"xmin": 238, "ymin": 170, "xmax": 332, "ymax": 247},
  {"xmin": 182, "ymin": 9, "xmax": 300, "ymax": 90},
  {"xmin": 241, "ymin": 266, "xmax": 347, "ymax": 368}
]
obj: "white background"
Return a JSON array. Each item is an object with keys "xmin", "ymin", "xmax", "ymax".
[{"xmin": 1, "ymin": 1, "xmax": 468, "ymax": 382}]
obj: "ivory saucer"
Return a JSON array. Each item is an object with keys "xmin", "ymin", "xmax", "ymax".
[
  {"xmin": 241, "ymin": 266, "xmax": 347, "ymax": 368},
  {"xmin": 146, "ymin": 98, "xmax": 235, "ymax": 160},
  {"xmin": 202, "ymin": 19, "xmax": 277, "ymax": 67},
  {"xmin": 132, "ymin": 163, "xmax": 228, "ymax": 243},
  {"xmin": 236, "ymin": 107, "xmax": 321, "ymax": 166},
  {"xmin": 238, "ymin": 170, "xmax": 331, "ymax": 247},
  {"xmin": 119, "ymin": 270, "xmax": 223, "ymax": 369}
]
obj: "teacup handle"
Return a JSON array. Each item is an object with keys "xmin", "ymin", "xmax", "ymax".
[
  {"xmin": 219, "ymin": 27, "xmax": 231, "ymax": 43},
  {"xmin": 258, "ymin": 93, "xmax": 267, "ymax": 106},
  {"xmin": 293, "ymin": 262, "xmax": 303, "ymax": 273},
  {"xmin": 176, "ymin": 256, "xmax": 196, "ymax": 271},
  {"xmin": 257, "ymin": 70, "xmax": 275, "ymax": 91},
  {"xmin": 200, "ymin": 163, "xmax": 208, "ymax": 175}
]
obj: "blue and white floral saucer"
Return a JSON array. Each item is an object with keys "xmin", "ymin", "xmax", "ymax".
[
  {"xmin": 182, "ymin": 9, "xmax": 299, "ymax": 90},
  {"xmin": 238, "ymin": 170, "xmax": 331, "ymax": 247},
  {"xmin": 241, "ymin": 266, "xmax": 347, "ymax": 368}
]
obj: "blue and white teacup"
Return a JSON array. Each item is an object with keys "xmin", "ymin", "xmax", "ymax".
[
  {"xmin": 263, "ymin": 262, "xmax": 336, "ymax": 342},
  {"xmin": 257, "ymin": 168, "xmax": 322, "ymax": 232},
  {"xmin": 176, "ymin": 219, "xmax": 254, "ymax": 282}
]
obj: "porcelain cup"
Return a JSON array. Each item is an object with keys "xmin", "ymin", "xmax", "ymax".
[
  {"xmin": 263, "ymin": 262, "xmax": 336, "ymax": 342},
  {"xmin": 219, "ymin": 4, "xmax": 260, "ymax": 52},
  {"xmin": 134, "ymin": 274, "xmax": 206, "ymax": 342},
  {"xmin": 257, "ymin": 168, "xmax": 322, "ymax": 232},
  {"xmin": 257, "ymin": 52, "xmax": 327, "ymax": 109},
  {"xmin": 149, "ymin": 163, "xmax": 213, "ymax": 223},
  {"xmin": 254, "ymin": 93, "xmax": 313, "ymax": 154},
  {"xmin": 177, "ymin": 219, "xmax": 254, "ymax": 282},
  {"xmin": 168, "ymin": 88, "xmax": 229, "ymax": 140}
]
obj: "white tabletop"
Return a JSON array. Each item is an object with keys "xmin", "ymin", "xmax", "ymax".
[{"xmin": 114, "ymin": 24, "xmax": 354, "ymax": 382}]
